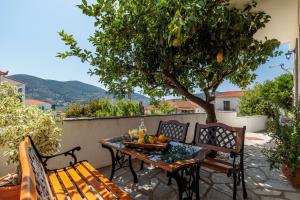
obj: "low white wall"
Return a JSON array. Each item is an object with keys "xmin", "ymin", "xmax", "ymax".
[
  {"xmin": 0, "ymin": 112, "xmax": 267, "ymax": 176},
  {"xmin": 216, "ymin": 112, "xmax": 268, "ymax": 132}
]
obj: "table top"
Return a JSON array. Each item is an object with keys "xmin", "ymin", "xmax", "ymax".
[{"xmin": 99, "ymin": 136, "xmax": 207, "ymax": 173}]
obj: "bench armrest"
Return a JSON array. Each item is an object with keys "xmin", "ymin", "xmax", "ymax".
[{"xmin": 41, "ymin": 146, "xmax": 81, "ymax": 171}]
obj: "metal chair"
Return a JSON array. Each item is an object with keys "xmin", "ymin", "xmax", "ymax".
[{"xmin": 192, "ymin": 122, "xmax": 247, "ymax": 200}]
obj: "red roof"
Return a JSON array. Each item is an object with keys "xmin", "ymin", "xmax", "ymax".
[
  {"xmin": 216, "ymin": 91, "xmax": 244, "ymax": 98},
  {"xmin": 0, "ymin": 71, "xmax": 8, "ymax": 76},
  {"xmin": 25, "ymin": 99, "xmax": 50, "ymax": 106},
  {"xmin": 146, "ymin": 100, "xmax": 200, "ymax": 111},
  {"xmin": 166, "ymin": 100, "xmax": 200, "ymax": 111}
]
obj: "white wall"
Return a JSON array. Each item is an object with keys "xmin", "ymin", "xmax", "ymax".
[
  {"xmin": 215, "ymin": 97, "xmax": 240, "ymax": 112},
  {"xmin": 230, "ymin": 0, "xmax": 299, "ymax": 48},
  {"xmin": 0, "ymin": 77, "xmax": 26, "ymax": 103},
  {"xmin": 0, "ymin": 112, "xmax": 268, "ymax": 176}
]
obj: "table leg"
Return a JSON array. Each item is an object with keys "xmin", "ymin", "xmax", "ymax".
[
  {"xmin": 170, "ymin": 171, "xmax": 183, "ymax": 200},
  {"xmin": 128, "ymin": 155, "xmax": 138, "ymax": 183},
  {"xmin": 168, "ymin": 163, "xmax": 201, "ymax": 200},
  {"xmin": 195, "ymin": 163, "xmax": 200, "ymax": 200},
  {"xmin": 102, "ymin": 144, "xmax": 116, "ymax": 181}
]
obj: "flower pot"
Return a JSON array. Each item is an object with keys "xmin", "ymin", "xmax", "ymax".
[
  {"xmin": 0, "ymin": 185, "xmax": 20, "ymax": 200},
  {"xmin": 282, "ymin": 164, "xmax": 300, "ymax": 188}
]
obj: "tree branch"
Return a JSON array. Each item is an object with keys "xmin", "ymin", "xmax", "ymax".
[{"xmin": 164, "ymin": 72, "xmax": 211, "ymax": 108}]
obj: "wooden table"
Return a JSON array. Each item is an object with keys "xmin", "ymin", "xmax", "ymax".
[{"xmin": 100, "ymin": 136, "xmax": 207, "ymax": 200}]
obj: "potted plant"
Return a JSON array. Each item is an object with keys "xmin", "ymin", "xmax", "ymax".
[
  {"xmin": 0, "ymin": 82, "xmax": 61, "ymax": 199},
  {"xmin": 0, "ymin": 173, "xmax": 20, "ymax": 199},
  {"xmin": 263, "ymin": 104, "xmax": 300, "ymax": 188}
]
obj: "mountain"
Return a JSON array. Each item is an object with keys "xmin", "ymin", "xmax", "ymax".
[{"xmin": 9, "ymin": 74, "xmax": 149, "ymax": 105}]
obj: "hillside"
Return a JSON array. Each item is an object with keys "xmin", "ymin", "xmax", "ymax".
[{"xmin": 9, "ymin": 74, "xmax": 149, "ymax": 105}]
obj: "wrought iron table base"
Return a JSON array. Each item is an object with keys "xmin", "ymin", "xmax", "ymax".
[
  {"xmin": 102, "ymin": 144, "xmax": 138, "ymax": 183},
  {"xmin": 102, "ymin": 144, "xmax": 201, "ymax": 200},
  {"xmin": 168, "ymin": 163, "xmax": 201, "ymax": 200}
]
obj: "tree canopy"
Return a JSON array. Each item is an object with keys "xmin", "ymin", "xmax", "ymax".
[
  {"xmin": 58, "ymin": 0, "xmax": 280, "ymax": 122},
  {"xmin": 239, "ymin": 73, "xmax": 293, "ymax": 117}
]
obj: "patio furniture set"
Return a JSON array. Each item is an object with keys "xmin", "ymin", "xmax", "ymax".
[{"xmin": 19, "ymin": 120, "xmax": 247, "ymax": 200}]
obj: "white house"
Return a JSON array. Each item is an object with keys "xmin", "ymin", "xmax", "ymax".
[
  {"xmin": 0, "ymin": 71, "xmax": 26, "ymax": 103},
  {"xmin": 215, "ymin": 91, "xmax": 244, "ymax": 112}
]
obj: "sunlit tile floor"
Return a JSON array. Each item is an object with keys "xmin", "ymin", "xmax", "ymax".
[{"xmin": 99, "ymin": 133, "xmax": 300, "ymax": 200}]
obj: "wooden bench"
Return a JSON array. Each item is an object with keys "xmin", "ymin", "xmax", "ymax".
[
  {"xmin": 19, "ymin": 136, "xmax": 131, "ymax": 200},
  {"xmin": 193, "ymin": 123, "xmax": 247, "ymax": 200}
]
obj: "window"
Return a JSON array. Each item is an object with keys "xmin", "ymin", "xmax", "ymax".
[
  {"xmin": 18, "ymin": 88, "xmax": 23, "ymax": 93},
  {"xmin": 223, "ymin": 101, "xmax": 230, "ymax": 111}
]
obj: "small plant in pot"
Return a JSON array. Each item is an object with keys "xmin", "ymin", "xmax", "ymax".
[
  {"xmin": 263, "ymin": 104, "xmax": 300, "ymax": 188},
  {"xmin": 0, "ymin": 82, "xmax": 61, "ymax": 199}
]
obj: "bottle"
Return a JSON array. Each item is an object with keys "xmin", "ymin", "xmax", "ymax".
[{"xmin": 138, "ymin": 118, "xmax": 147, "ymax": 138}]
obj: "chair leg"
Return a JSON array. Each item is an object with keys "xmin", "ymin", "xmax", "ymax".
[
  {"xmin": 233, "ymin": 172, "xmax": 237, "ymax": 200},
  {"xmin": 140, "ymin": 161, "xmax": 144, "ymax": 171},
  {"xmin": 241, "ymin": 165, "xmax": 248, "ymax": 198}
]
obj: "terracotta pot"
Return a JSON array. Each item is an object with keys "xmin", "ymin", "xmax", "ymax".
[
  {"xmin": 282, "ymin": 164, "xmax": 300, "ymax": 188},
  {"xmin": 0, "ymin": 185, "xmax": 20, "ymax": 200}
]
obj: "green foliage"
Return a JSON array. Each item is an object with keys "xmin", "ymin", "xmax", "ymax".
[
  {"xmin": 147, "ymin": 101, "xmax": 176, "ymax": 115},
  {"xmin": 239, "ymin": 73, "xmax": 293, "ymax": 117},
  {"xmin": 64, "ymin": 98, "xmax": 142, "ymax": 118},
  {"xmin": 263, "ymin": 105, "xmax": 300, "ymax": 176},
  {"xmin": 58, "ymin": 0, "xmax": 280, "ymax": 122},
  {"xmin": 157, "ymin": 102, "xmax": 176, "ymax": 114},
  {"xmin": 0, "ymin": 83, "xmax": 61, "ymax": 165}
]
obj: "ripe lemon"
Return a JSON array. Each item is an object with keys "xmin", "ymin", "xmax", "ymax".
[{"xmin": 158, "ymin": 135, "xmax": 168, "ymax": 143}]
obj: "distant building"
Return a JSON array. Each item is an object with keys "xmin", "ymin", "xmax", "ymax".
[
  {"xmin": 165, "ymin": 99, "xmax": 203, "ymax": 113},
  {"xmin": 25, "ymin": 99, "xmax": 52, "ymax": 111},
  {"xmin": 146, "ymin": 99, "xmax": 204, "ymax": 114},
  {"xmin": 146, "ymin": 91, "xmax": 244, "ymax": 114},
  {"xmin": 0, "ymin": 70, "xmax": 26, "ymax": 103},
  {"xmin": 215, "ymin": 91, "xmax": 244, "ymax": 112}
]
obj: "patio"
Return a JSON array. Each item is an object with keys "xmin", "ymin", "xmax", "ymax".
[{"xmin": 99, "ymin": 133, "xmax": 300, "ymax": 200}]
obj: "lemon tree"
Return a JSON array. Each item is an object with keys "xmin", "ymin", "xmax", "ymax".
[{"xmin": 58, "ymin": 0, "xmax": 280, "ymax": 122}]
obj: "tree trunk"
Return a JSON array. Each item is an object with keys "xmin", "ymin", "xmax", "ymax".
[
  {"xmin": 204, "ymin": 103, "xmax": 217, "ymax": 123},
  {"xmin": 189, "ymin": 98, "xmax": 217, "ymax": 123}
]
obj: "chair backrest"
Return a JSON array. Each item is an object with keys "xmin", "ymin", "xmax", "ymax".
[
  {"xmin": 193, "ymin": 123, "xmax": 246, "ymax": 154},
  {"xmin": 156, "ymin": 120, "xmax": 190, "ymax": 143},
  {"xmin": 19, "ymin": 137, "xmax": 53, "ymax": 200}
]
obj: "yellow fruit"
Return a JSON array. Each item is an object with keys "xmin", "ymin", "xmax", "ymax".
[
  {"xmin": 138, "ymin": 138, "xmax": 144, "ymax": 144},
  {"xmin": 172, "ymin": 38, "xmax": 181, "ymax": 47},
  {"xmin": 158, "ymin": 135, "xmax": 168, "ymax": 143},
  {"xmin": 148, "ymin": 136, "xmax": 155, "ymax": 144},
  {"xmin": 216, "ymin": 52, "xmax": 223, "ymax": 64}
]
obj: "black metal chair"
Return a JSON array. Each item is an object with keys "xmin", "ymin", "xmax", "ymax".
[
  {"xmin": 192, "ymin": 123, "xmax": 247, "ymax": 200},
  {"xmin": 156, "ymin": 120, "xmax": 190, "ymax": 143}
]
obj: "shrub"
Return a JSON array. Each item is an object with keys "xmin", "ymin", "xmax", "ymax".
[
  {"xmin": 0, "ymin": 83, "xmax": 61, "ymax": 165},
  {"xmin": 263, "ymin": 104, "xmax": 300, "ymax": 175},
  {"xmin": 239, "ymin": 73, "xmax": 293, "ymax": 117},
  {"xmin": 64, "ymin": 98, "xmax": 142, "ymax": 118}
]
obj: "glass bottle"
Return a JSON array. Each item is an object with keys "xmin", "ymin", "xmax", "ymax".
[{"xmin": 138, "ymin": 118, "xmax": 147, "ymax": 138}]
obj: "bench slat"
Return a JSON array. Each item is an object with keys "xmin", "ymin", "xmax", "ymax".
[
  {"xmin": 75, "ymin": 163, "xmax": 116, "ymax": 200},
  {"xmin": 66, "ymin": 166, "xmax": 99, "ymax": 200},
  {"xmin": 48, "ymin": 172, "xmax": 68, "ymax": 200},
  {"xmin": 82, "ymin": 161, "xmax": 131, "ymax": 200},
  {"xmin": 56, "ymin": 169, "xmax": 83, "ymax": 200}
]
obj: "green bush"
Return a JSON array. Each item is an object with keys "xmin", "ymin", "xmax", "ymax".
[
  {"xmin": 0, "ymin": 83, "xmax": 61, "ymax": 165},
  {"xmin": 64, "ymin": 98, "xmax": 142, "ymax": 118},
  {"xmin": 263, "ymin": 105, "xmax": 300, "ymax": 176},
  {"xmin": 239, "ymin": 73, "xmax": 293, "ymax": 117}
]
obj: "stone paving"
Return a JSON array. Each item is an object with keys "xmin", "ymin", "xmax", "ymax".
[{"xmin": 99, "ymin": 133, "xmax": 300, "ymax": 200}]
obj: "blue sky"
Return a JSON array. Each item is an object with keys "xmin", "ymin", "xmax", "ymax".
[{"xmin": 0, "ymin": 0, "xmax": 294, "ymax": 94}]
